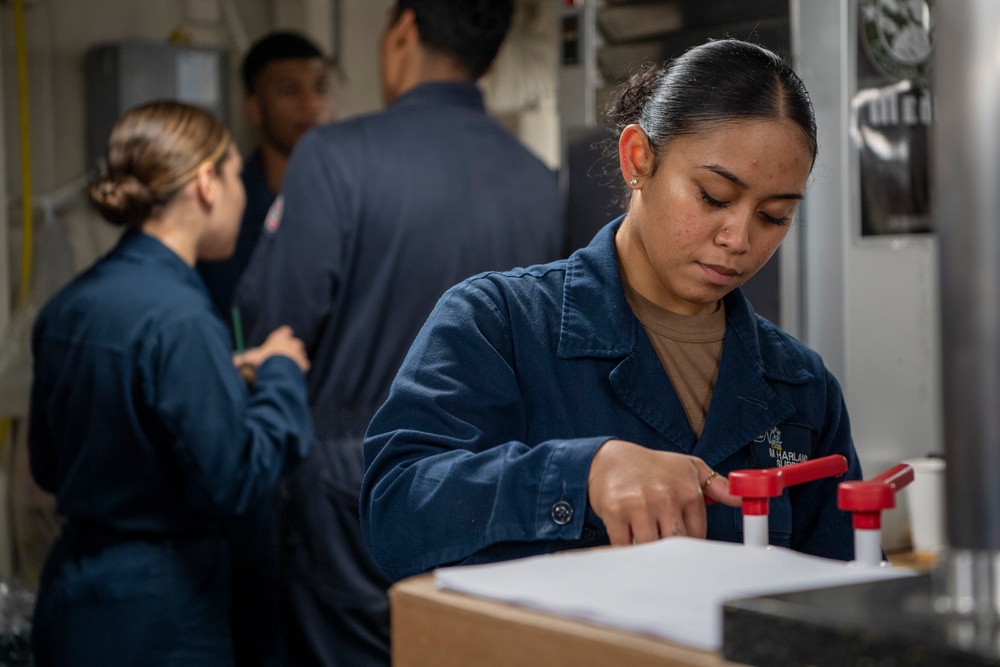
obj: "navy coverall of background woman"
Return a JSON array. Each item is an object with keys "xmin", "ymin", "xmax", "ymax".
[
  {"xmin": 30, "ymin": 231, "xmax": 313, "ymax": 666},
  {"xmin": 236, "ymin": 81, "xmax": 563, "ymax": 665},
  {"xmin": 361, "ymin": 218, "xmax": 862, "ymax": 579}
]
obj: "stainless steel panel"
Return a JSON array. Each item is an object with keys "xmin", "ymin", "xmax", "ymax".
[{"xmin": 933, "ymin": 0, "xmax": 1000, "ymax": 552}]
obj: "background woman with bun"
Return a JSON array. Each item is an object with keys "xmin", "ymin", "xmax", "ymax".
[
  {"xmin": 28, "ymin": 100, "xmax": 313, "ymax": 666},
  {"xmin": 361, "ymin": 39, "xmax": 865, "ymax": 580}
]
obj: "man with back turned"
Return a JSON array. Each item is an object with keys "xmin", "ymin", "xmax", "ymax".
[{"xmin": 235, "ymin": 1, "xmax": 563, "ymax": 664}]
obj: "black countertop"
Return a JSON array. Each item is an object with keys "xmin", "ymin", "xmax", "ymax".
[{"xmin": 723, "ymin": 573, "xmax": 1000, "ymax": 666}]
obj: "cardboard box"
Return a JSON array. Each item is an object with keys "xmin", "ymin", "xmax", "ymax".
[{"xmin": 391, "ymin": 574, "xmax": 744, "ymax": 667}]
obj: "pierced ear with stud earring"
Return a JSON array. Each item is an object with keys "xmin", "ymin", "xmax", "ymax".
[{"xmin": 629, "ymin": 178, "xmax": 638, "ymax": 186}]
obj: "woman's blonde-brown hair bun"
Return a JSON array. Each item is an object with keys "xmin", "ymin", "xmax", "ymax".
[
  {"xmin": 88, "ymin": 174, "xmax": 157, "ymax": 228},
  {"xmin": 87, "ymin": 100, "xmax": 232, "ymax": 228}
]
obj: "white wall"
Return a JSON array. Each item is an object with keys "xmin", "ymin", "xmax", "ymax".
[
  {"xmin": 844, "ymin": 239, "xmax": 942, "ymax": 461},
  {"xmin": 328, "ymin": 0, "xmax": 394, "ymax": 120}
]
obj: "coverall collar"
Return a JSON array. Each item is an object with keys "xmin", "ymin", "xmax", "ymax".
[
  {"xmin": 558, "ymin": 217, "xmax": 809, "ymax": 461},
  {"xmin": 391, "ymin": 81, "xmax": 485, "ymax": 113},
  {"xmin": 557, "ymin": 216, "xmax": 814, "ymax": 377},
  {"xmin": 118, "ymin": 229, "xmax": 209, "ymax": 295}
]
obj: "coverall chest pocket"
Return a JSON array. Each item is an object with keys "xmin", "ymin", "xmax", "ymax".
[{"xmin": 735, "ymin": 423, "xmax": 816, "ymax": 544}]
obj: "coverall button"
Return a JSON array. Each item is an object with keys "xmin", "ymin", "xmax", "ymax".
[
  {"xmin": 550, "ymin": 500, "xmax": 574, "ymax": 525},
  {"xmin": 582, "ymin": 525, "xmax": 598, "ymax": 541}
]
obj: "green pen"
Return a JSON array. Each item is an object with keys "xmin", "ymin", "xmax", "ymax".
[{"xmin": 231, "ymin": 305, "xmax": 245, "ymax": 353}]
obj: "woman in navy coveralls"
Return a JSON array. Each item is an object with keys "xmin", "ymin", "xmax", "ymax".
[
  {"xmin": 29, "ymin": 101, "xmax": 313, "ymax": 666},
  {"xmin": 361, "ymin": 40, "xmax": 865, "ymax": 579}
]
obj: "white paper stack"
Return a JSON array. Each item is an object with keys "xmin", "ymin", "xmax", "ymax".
[{"xmin": 434, "ymin": 538, "xmax": 915, "ymax": 651}]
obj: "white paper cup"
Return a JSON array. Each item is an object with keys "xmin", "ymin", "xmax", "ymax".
[{"xmin": 903, "ymin": 457, "xmax": 946, "ymax": 554}]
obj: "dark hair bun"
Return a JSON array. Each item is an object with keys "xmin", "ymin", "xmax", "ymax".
[
  {"xmin": 606, "ymin": 63, "xmax": 665, "ymax": 131},
  {"xmin": 88, "ymin": 174, "xmax": 157, "ymax": 227}
]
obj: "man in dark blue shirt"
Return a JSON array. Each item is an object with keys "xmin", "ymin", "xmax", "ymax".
[{"xmin": 235, "ymin": 2, "xmax": 564, "ymax": 665}]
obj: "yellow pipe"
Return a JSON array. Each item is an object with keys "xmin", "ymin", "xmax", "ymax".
[
  {"xmin": 4, "ymin": 0, "xmax": 34, "ymax": 456},
  {"xmin": 13, "ymin": 0, "xmax": 32, "ymax": 307}
]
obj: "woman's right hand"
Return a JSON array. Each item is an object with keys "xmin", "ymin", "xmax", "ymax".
[
  {"xmin": 233, "ymin": 325, "xmax": 310, "ymax": 378},
  {"xmin": 586, "ymin": 439, "xmax": 741, "ymax": 546}
]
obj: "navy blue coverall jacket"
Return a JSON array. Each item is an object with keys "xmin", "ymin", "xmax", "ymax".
[
  {"xmin": 236, "ymin": 81, "xmax": 563, "ymax": 666},
  {"xmin": 29, "ymin": 231, "xmax": 312, "ymax": 667},
  {"xmin": 361, "ymin": 218, "xmax": 863, "ymax": 581}
]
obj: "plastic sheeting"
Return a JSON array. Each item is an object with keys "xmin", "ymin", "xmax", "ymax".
[{"xmin": 0, "ymin": 187, "xmax": 114, "ymax": 588}]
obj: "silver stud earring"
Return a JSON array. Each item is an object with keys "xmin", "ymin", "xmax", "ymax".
[{"xmin": 629, "ymin": 178, "xmax": 638, "ymax": 186}]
